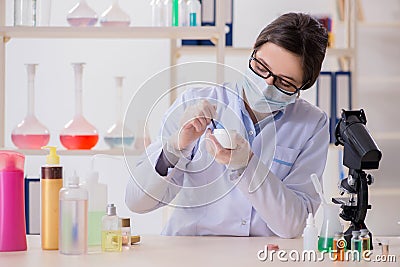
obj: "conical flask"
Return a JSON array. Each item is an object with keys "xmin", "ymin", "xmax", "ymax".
[
  {"xmin": 318, "ymin": 204, "xmax": 343, "ymax": 252},
  {"xmin": 104, "ymin": 77, "xmax": 134, "ymax": 149},
  {"xmin": 67, "ymin": 0, "xmax": 98, "ymax": 27},
  {"xmin": 60, "ymin": 63, "xmax": 99, "ymax": 150},
  {"xmin": 11, "ymin": 64, "xmax": 50, "ymax": 149},
  {"xmin": 100, "ymin": 0, "xmax": 131, "ymax": 27}
]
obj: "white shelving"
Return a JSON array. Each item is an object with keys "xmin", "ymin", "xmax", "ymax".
[
  {"xmin": 13, "ymin": 148, "xmax": 142, "ymax": 156},
  {"xmin": 0, "ymin": 0, "xmax": 227, "ymax": 152}
]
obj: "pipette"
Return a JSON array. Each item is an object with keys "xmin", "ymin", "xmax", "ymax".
[{"xmin": 310, "ymin": 173, "xmax": 328, "ymax": 206}]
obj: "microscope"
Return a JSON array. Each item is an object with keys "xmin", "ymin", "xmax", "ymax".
[{"xmin": 332, "ymin": 109, "xmax": 382, "ymax": 249}]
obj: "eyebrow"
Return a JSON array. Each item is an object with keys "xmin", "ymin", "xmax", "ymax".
[{"xmin": 257, "ymin": 56, "xmax": 298, "ymax": 84}]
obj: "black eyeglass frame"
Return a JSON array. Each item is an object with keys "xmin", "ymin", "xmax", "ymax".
[{"xmin": 248, "ymin": 50, "xmax": 309, "ymax": 96}]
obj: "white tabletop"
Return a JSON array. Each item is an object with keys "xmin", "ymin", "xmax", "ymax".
[{"xmin": 0, "ymin": 235, "xmax": 399, "ymax": 267}]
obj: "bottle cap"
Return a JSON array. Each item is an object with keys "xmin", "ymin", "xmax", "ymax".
[
  {"xmin": 360, "ymin": 229, "xmax": 369, "ymax": 235},
  {"xmin": 106, "ymin": 204, "xmax": 117, "ymax": 216},
  {"xmin": 334, "ymin": 231, "xmax": 343, "ymax": 238},
  {"xmin": 121, "ymin": 218, "xmax": 130, "ymax": 227},
  {"xmin": 306, "ymin": 213, "xmax": 315, "ymax": 225},
  {"xmin": 42, "ymin": 146, "xmax": 60, "ymax": 165},
  {"xmin": 352, "ymin": 230, "xmax": 360, "ymax": 237}
]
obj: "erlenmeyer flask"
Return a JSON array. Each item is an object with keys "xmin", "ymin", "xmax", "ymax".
[
  {"xmin": 12, "ymin": 64, "xmax": 50, "ymax": 149},
  {"xmin": 104, "ymin": 77, "xmax": 134, "ymax": 149},
  {"xmin": 60, "ymin": 63, "xmax": 99, "ymax": 150},
  {"xmin": 67, "ymin": 0, "xmax": 98, "ymax": 27},
  {"xmin": 100, "ymin": 0, "xmax": 131, "ymax": 27}
]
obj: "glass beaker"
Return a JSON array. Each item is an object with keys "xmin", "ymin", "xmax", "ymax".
[
  {"xmin": 100, "ymin": 0, "xmax": 131, "ymax": 27},
  {"xmin": 60, "ymin": 63, "xmax": 99, "ymax": 150},
  {"xmin": 12, "ymin": 64, "xmax": 50, "ymax": 149},
  {"xmin": 104, "ymin": 77, "xmax": 134, "ymax": 149},
  {"xmin": 14, "ymin": 0, "xmax": 36, "ymax": 26},
  {"xmin": 67, "ymin": 0, "xmax": 98, "ymax": 27},
  {"xmin": 318, "ymin": 204, "xmax": 343, "ymax": 252}
]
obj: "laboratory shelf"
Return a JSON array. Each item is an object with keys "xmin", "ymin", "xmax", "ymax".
[
  {"xmin": 12, "ymin": 148, "xmax": 142, "ymax": 156},
  {"xmin": 176, "ymin": 46, "xmax": 355, "ymax": 58},
  {"xmin": 0, "ymin": 26, "xmax": 220, "ymax": 40}
]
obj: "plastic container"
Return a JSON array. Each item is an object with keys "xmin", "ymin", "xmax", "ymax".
[
  {"xmin": 100, "ymin": 0, "xmax": 131, "ymax": 27},
  {"xmin": 12, "ymin": 64, "xmax": 50, "ymax": 149},
  {"xmin": 59, "ymin": 172, "xmax": 88, "ymax": 255},
  {"xmin": 60, "ymin": 63, "xmax": 99, "ymax": 150},
  {"xmin": 67, "ymin": 0, "xmax": 98, "ymax": 27},
  {"xmin": 82, "ymin": 170, "xmax": 108, "ymax": 246},
  {"xmin": 318, "ymin": 204, "xmax": 343, "ymax": 252},
  {"xmin": 303, "ymin": 213, "xmax": 318, "ymax": 251},
  {"xmin": 104, "ymin": 77, "xmax": 134, "ymax": 149},
  {"xmin": 102, "ymin": 204, "xmax": 122, "ymax": 252},
  {"xmin": 0, "ymin": 151, "xmax": 27, "ymax": 252},
  {"xmin": 41, "ymin": 146, "xmax": 63, "ymax": 250}
]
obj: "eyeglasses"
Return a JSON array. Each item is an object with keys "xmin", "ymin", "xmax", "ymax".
[{"xmin": 248, "ymin": 50, "xmax": 308, "ymax": 96}]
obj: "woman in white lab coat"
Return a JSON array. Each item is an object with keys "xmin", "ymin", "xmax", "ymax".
[{"xmin": 126, "ymin": 12, "xmax": 329, "ymax": 238}]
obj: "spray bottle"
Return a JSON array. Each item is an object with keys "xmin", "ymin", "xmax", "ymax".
[
  {"xmin": 81, "ymin": 155, "xmax": 109, "ymax": 246},
  {"xmin": 41, "ymin": 146, "xmax": 63, "ymax": 250}
]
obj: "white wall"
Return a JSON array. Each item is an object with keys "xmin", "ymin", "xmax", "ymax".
[{"xmin": 3, "ymin": 0, "xmax": 400, "ymax": 235}]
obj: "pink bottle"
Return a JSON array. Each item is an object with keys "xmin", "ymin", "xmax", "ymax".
[{"xmin": 0, "ymin": 151, "xmax": 27, "ymax": 252}]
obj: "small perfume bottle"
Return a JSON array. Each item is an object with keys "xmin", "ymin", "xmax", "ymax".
[
  {"xmin": 101, "ymin": 204, "xmax": 122, "ymax": 252},
  {"xmin": 120, "ymin": 218, "xmax": 131, "ymax": 249}
]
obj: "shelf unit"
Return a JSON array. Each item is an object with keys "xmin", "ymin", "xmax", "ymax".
[
  {"xmin": 0, "ymin": 0, "xmax": 227, "ymax": 152},
  {"xmin": 0, "ymin": 0, "xmax": 359, "ymax": 155}
]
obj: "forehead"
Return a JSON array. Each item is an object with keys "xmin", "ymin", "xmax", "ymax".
[{"xmin": 256, "ymin": 42, "xmax": 303, "ymax": 84}]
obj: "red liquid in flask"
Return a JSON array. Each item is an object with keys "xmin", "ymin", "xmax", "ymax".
[
  {"xmin": 60, "ymin": 134, "xmax": 98, "ymax": 150},
  {"xmin": 11, "ymin": 134, "xmax": 50, "ymax": 149}
]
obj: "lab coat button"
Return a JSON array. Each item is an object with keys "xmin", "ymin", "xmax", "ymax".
[
  {"xmin": 249, "ymin": 130, "xmax": 254, "ymax": 136},
  {"xmin": 241, "ymin": 220, "xmax": 247, "ymax": 225}
]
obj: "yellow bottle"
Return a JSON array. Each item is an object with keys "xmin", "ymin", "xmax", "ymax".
[
  {"xmin": 101, "ymin": 204, "xmax": 122, "ymax": 252},
  {"xmin": 41, "ymin": 146, "xmax": 63, "ymax": 250}
]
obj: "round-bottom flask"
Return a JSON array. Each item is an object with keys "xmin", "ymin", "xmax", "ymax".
[
  {"xmin": 60, "ymin": 63, "xmax": 98, "ymax": 150},
  {"xmin": 12, "ymin": 64, "xmax": 50, "ymax": 149},
  {"xmin": 104, "ymin": 77, "xmax": 134, "ymax": 149},
  {"xmin": 67, "ymin": 0, "xmax": 98, "ymax": 27}
]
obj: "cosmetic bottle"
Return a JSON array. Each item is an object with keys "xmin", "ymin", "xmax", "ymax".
[
  {"xmin": 59, "ymin": 172, "xmax": 88, "ymax": 255},
  {"xmin": 102, "ymin": 204, "xmax": 122, "ymax": 252},
  {"xmin": 41, "ymin": 146, "xmax": 63, "ymax": 250},
  {"xmin": 303, "ymin": 213, "xmax": 318, "ymax": 251},
  {"xmin": 120, "ymin": 218, "xmax": 131, "ymax": 249}
]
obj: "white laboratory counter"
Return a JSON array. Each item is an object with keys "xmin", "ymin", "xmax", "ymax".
[{"xmin": 0, "ymin": 235, "xmax": 399, "ymax": 267}]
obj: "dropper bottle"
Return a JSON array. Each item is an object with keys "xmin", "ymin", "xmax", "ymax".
[{"xmin": 41, "ymin": 146, "xmax": 63, "ymax": 250}]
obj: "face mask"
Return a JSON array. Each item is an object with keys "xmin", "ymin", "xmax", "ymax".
[{"xmin": 242, "ymin": 67, "xmax": 297, "ymax": 113}]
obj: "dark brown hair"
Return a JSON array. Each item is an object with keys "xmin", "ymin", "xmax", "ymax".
[{"xmin": 254, "ymin": 13, "xmax": 328, "ymax": 90}]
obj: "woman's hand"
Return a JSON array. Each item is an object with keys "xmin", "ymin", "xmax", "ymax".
[
  {"xmin": 205, "ymin": 129, "xmax": 253, "ymax": 170},
  {"xmin": 169, "ymin": 100, "xmax": 217, "ymax": 154}
]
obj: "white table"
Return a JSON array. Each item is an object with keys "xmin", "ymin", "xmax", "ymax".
[{"xmin": 0, "ymin": 235, "xmax": 399, "ymax": 266}]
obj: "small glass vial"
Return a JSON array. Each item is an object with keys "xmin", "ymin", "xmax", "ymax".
[
  {"xmin": 186, "ymin": 0, "xmax": 201, "ymax": 26},
  {"xmin": 360, "ymin": 229, "xmax": 370, "ymax": 259},
  {"xmin": 351, "ymin": 230, "xmax": 362, "ymax": 261},
  {"xmin": 120, "ymin": 218, "xmax": 131, "ymax": 249},
  {"xmin": 101, "ymin": 204, "xmax": 122, "ymax": 252},
  {"xmin": 332, "ymin": 232, "xmax": 345, "ymax": 261}
]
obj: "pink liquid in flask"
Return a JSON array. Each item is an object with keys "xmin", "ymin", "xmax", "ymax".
[
  {"xmin": 11, "ymin": 134, "xmax": 50, "ymax": 149},
  {"xmin": 60, "ymin": 134, "xmax": 99, "ymax": 150}
]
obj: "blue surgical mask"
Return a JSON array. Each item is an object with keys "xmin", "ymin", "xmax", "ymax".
[{"xmin": 242, "ymin": 67, "xmax": 297, "ymax": 113}]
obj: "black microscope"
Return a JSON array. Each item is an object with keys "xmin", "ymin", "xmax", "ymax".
[{"xmin": 332, "ymin": 109, "xmax": 382, "ymax": 250}]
